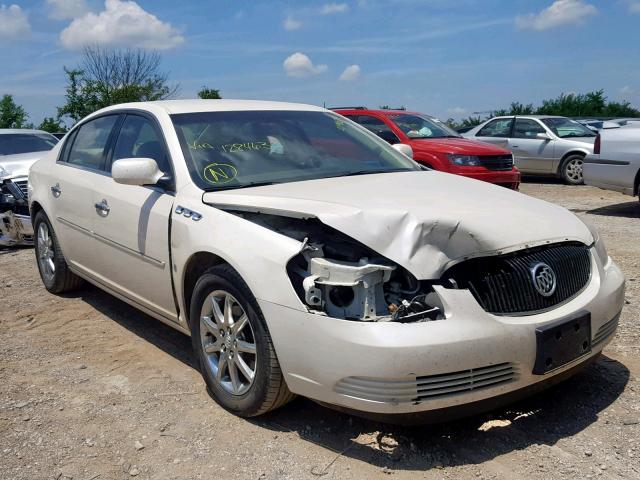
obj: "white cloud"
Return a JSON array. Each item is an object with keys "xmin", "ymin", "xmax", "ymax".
[
  {"xmin": 46, "ymin": 0, "xmax": 89, "ymax": 20},
  {"xmin": 516, "ymin": 0, "xmax": 596, "ymax": 31},
  {"xmin": 339, "ymin": 64, "xmax": 361, "ymax": 81},
  {"xmin": 320, "ymin": 3, "xmax": 348, "ymax": 14},
  {"xmin": 283, "ymin": 52, "xmax": 328, "ymax": 78},
  {"xmin": 0, "ymin": 4, "xmax": 30, "ymax": 39},
  {"xmin": 283, "ymin": 14, "xmax": 302, "ymax": 31},
  {"xmin": 60, "ymin": 0, "xmax": 184, "ymax": 50},
  {"xmin": 447, "ymin": 107, "xmax": 468, "ymax": 116},
  {"xmin": 620, "ymin": 86, "xmax": 635, "ymax": 97},
  {"xmin": 628, "ymin": 1, "xmax": 640, "ymax": 13}
]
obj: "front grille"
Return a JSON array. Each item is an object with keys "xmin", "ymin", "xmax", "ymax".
[
  {"xmin": 334, "ymin": 363, "xmax": 517, "ymax": 404},
  {"xmin": 479, "ymin": 154, "xmax": 513, "ymax": 171},
  {"xmin": 444, "ymin": 242, "xmax": 592, "ymax": 315},
  {"xmin": 13, "ymin": 179, "xmax": 28, "ymax": 200}
]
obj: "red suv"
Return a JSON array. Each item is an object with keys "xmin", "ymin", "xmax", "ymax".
[{"xmin": 334, "ymin": 108, "xmax": 520, "ymax": 189}]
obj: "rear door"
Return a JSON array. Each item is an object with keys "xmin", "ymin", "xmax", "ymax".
[
  {"xmin": 49, "ymin": 114, "xmax": 121, "ymax": 275},
  {"xmin": 88, "ymin": 113, "xmax": 177, "ymax": 321},
  {"xmin": 509, "ymin": 118, "xmax": 556, "ymax": 173},
  {"xmin": 473, "ymin": 118, "xmax": 513, "ymax": 149}
]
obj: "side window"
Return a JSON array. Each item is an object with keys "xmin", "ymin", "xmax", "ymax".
[
  {"xmin": 513, "ymin": 119, "xmax": 546, "ymax": 138},
  {"xmin": 357, "ymin": 116, "xmax": 400, "ymax": 144},
  {"xmin": 112, "ymin": 115, "xmax": 170, "ymax": 173},
  {"xmin": 66, "ymin": 116, "xmax": 119, "ymax": 171},
  {"xmin": 477, "ymin": 118, "xmax": 513, "ymax": 138}
]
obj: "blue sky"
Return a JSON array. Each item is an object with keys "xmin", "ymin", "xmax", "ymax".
[{"xmin": 1, "ymin": 0, "xmax": 639, "ymax": 125}]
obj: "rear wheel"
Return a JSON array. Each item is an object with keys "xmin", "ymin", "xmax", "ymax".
[
  {"xmin": 561, "ymin": 154, "xmax": 585, "ymax": 185},
  {"xmin": 189, "ymin": 265, "xmax": 295, "ymax": 416},
  {"xmin": 33, "ymin": 211, "xmax": 84, "ymax": 293}
]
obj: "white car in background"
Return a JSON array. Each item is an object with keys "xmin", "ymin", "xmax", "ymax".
[
  {"xmin": 28, "ymin": 100, "xmax": 624, "ymax": 422},
  {"xmin": 0, "ymin": 129, "xmax": 59, "ymax": 246},
  {"xmin": 584, "ymin": 127, "xmax": 640, "ymax": 201},
  {"xmin": 464, "ymin": 116, "xmax": 596, "ymax": 184}
]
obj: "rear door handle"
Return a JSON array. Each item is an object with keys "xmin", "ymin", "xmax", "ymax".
[
  {"xmin": 94, "ymin": 199, "xmax": 110, "ymax": 216},
  {"xmin": 50, "ymin": 184, "xmax": 61, "ymax": 198}
]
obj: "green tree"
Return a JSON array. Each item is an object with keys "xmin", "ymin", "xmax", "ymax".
[
  {"xmin": 197, "ymin": 86, "xmax": 221, "ymax": 99},
  {"xmin": 58, "ymin": 47, "xmax": 178, "ymax": 124},
  {"xmin": 38, "ymin": 117, "xmax": 66, "ymax": 133},
  {"xmin": 0, "ymin": 94, "xmax": 30, "ymax": 128}
]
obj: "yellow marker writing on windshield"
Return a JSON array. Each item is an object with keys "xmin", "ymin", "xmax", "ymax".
[{"xmin": 203, "ymin": 163, "xmax": 238, "ymax": 185}]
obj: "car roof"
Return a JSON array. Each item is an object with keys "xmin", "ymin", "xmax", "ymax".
[
  {"xmin": 489, "ymin": 115, "xmax": 566, "ymax": 120},
  {"xmin": 0, "ymin": 129, "xmax": 53, "ymax": 135},
  {"xmin": 96, "ymin": 99, "xmax": 327, "ymax": 116}
]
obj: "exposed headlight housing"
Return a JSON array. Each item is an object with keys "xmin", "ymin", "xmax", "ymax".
[{"xmin": 447, "ymin": 154, "xmax": 481, "ymax": 167}]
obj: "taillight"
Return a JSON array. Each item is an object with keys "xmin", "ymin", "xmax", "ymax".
[{"xmin": 594, "ymin": 134, "xmax": 601, "ymax": 154}]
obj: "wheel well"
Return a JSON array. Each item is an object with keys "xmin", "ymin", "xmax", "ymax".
[
  {"xmin": 182, "ymin": 252, "xmax": 228, "ymax": 327},
  {"xmin": 30, "ymin": 201, "xmax": 43, "ymax": 224},
  {"xmin": 557, "ymin": 151, "xmax": 586, "ymax": 174}
]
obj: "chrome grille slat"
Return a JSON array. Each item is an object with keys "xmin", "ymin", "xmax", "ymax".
[
  {"xmin": 334, "ymin": 363, "xmax": 516, "ymax": 404},
  {"xmin": 444, "ymin": 242, "xmax": 591, "ymax": 316}
]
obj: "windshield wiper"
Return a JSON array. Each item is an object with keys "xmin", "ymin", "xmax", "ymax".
[{"xmin": 206, "ymin": 180, "xmax": 281, "ymax": 191}]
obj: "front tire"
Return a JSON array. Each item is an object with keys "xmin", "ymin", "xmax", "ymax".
[
  {"xmin": 33, "ymin": 211, "xmax": 84, "ymax": 293},
  {"xmin": 561, "ymin": 154, "xmax": 585, "ymax": 185},
  {"xmin": 189, "ymin": 265, "xmax": 295, "ymax": 417}
]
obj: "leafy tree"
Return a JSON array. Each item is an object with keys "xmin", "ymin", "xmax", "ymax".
[
  {"xmin": 0, "ymin": 94, "xmax": 30, "ymax": 128},
  {"xmin": 38, "ymin": 117, "xmax": 66, "ymax": 133},
  {"xmin": 197, "ymin": 86, "xmax": 221, "ymax": 99},
  {"xmin": 459, "ymin": 115, "xmax": 483, "ymax": 127},
  {"xmin": 58, "ymin": 47, "xmax": 178, "ymax": 124}
]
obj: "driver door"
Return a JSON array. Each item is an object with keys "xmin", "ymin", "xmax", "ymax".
[
  {"xmin": 508, "ymin": 118, "xmax": 556, "ymax": 173},
  {"xmin": 88, "ymin": 113, "xmax": 178, "ymax": 322}
]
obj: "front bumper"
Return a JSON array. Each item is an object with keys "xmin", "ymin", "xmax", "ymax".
[
  {"xmin": 455, "ymin": 169, "xmax": 521, "ymax": 190},
  {"xmin": 0, "ymin": 211, "xmax": 33, "ymax": 247},
  {"xmin": 260, "ymin": 251, "xmax": 624, "ymax": 416}
]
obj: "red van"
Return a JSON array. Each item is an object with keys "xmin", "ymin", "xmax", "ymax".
[{"xmin": 334, "ymin": 108, "xmax": 520, "ymax": 189}]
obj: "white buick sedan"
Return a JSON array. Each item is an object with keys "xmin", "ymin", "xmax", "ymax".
[{"xmin": 29, "ymin": 100, "xmax": 625, "ymax": 422}]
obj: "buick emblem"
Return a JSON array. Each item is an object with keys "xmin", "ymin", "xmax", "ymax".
[{"xmin": 530, "ymin": 262, "xmax": 557, "ymax": 297}]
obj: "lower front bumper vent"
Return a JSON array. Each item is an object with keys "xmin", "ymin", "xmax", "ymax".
[
  {"xmin": 593, "ymin": 314, "xmax": 619, "ymax": 348},
  {"xmin": 334, "ymin": 363, "xmax": 517, "ymax": 404}
]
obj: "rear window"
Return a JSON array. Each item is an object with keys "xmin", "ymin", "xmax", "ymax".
[{"xmin": 0, "ymin": 133, "xmax": 58, "ymax": 155}]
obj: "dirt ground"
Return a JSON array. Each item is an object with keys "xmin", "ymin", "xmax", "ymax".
[{"xmin": 1, "ymin": 179, "xmax": 639, "ymax": 480}]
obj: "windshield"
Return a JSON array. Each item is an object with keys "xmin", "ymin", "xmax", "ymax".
[
  {"xmin": 388, "ymin": 114, "xmax": 460, "ymax": 139},
  {"xmin": 0, "ymin": 133, "xmax": 58, "ymax": 155},
  {"xmin": 171, "ymin": 110, "xmax": 420, "ymax": 191},
  {"xmin": 541, "ymin": 118, "xmax": 596, "ymax": 138}
]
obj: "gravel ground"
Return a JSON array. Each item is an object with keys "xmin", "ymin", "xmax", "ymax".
[{"xmin": 1, "ymin": 180, "xmax": 639, "ymax": 480}]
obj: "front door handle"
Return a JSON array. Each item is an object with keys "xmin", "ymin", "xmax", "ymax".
[
  {"xmin": 94, "ymin": 199, "xmax": 110, "ymax": 216},
  {"xmin": 50, "ymin": 184, "xmax": 61, "ymax": 198}
]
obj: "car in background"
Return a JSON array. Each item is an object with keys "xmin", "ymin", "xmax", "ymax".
[
  {"xmin": 334, "ymin": 108, "xmax": 520, "ymax": 190},
  {"xmin": 463, "ymin": 116, "xmax": 596, "ymax": 185},
  {"xmin": 51, "ymin": 132, "xmax": 67, "ymax": 140},
  {"xmin": 0, "ymin": 129, "xmax": 59, "ymax": 246},
  {"xmin": 584, "ymin": 127, "xmax": 640, "ymax": 202},
  {"xmin": 576, "ymin": 119, "xmax": 621, "ymax": 132}
]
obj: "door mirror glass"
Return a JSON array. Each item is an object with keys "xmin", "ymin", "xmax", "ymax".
[
  {"xmin": 112, "ymin": 158, "xmax": 164, "ymax": 186},
  {"xmin": 536, "ymin": 132, "xmax": 552, "ymax": 141},
  {"xmin": 392, "ymin": 143, "xmax": 413, "ymax": 159}
]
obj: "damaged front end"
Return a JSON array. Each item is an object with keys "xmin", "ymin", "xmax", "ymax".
[
  {"xmin": 227, "ymin": 210, "xmax": 445, "ymax": 323},
  {"xmin": 0, "ymin": 175, "xmax": 33, "ymax": 247}
]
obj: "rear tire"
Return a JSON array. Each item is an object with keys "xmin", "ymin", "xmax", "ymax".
[
  {"xmin": 560, "ymin": 154, "xmax": 585, "ymax": 185},
  {"xmin": 33, "ymin": 210, "xmax": 84, "ymax": 293},
  {"xmin": 189, "ymin": 264, "xmax": 295, "ymax": 417}
]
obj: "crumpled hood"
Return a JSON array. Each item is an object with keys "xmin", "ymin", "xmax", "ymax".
[
  {"xmin": 203, "ymin": 171, "xmax": 592, "ymax": 279},
  {"xmin": 409, "ymin": 137, "xmax": 511, "ymax": 155},
  {"xmin": 0, "ymin": 152, "xmax": 44, "ymax": 178}
]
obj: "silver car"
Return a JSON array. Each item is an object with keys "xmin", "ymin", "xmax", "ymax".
[{"xmin": 464, "ymin": 116, "xmax": 596, "ymax": 184}]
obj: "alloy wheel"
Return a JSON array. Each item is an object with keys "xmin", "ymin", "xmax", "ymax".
[
  {"xmin": 199, "ymin": 290, "xmax": 257, "ymax": 396},
  {"xmin": 37, "ymin": 222, "xmax": 55, "ymax": 282},
  {"xmin": 565, "ymin": 157, "xmax": 584, "ymax": 183}
]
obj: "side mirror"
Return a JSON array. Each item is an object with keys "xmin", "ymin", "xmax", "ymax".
[
  {"xmin": 392, "ymin": 143, "xmax": 413, "ymax": 159},
  {"xmin": 112, "ymin": 158, "xmax": 164, "ymax": 186},
  {"xmin": 536, "ymin": 132, "xmax": 552, "ymax": 141}
]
